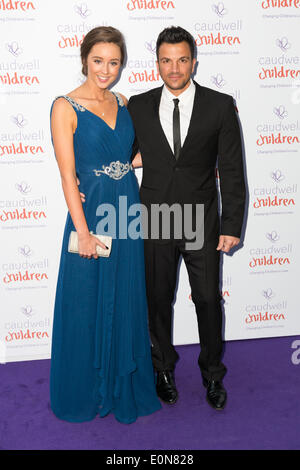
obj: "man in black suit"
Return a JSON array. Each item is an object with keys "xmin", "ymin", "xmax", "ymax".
[{"xmin": 127, "ymin": 26, "xmax": 246, "ymax": 410}]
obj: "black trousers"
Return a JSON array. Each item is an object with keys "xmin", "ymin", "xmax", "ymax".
[{"xmin": 144, "ymin": 238, "xmax": 227, "ymax": 382}]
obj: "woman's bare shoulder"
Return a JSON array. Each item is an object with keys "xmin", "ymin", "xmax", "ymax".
[
  {"xmin": 51, "ymin": 94, "xmax": 77, "ymax": 133},
  {"xmin": 52, "ymin": 93, "xmax": 76, "ymax": 114}
]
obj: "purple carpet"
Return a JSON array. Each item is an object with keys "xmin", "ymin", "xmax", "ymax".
[{"xmin": 0, "ymin": 335, "xmax": 299, "ymax": 450}]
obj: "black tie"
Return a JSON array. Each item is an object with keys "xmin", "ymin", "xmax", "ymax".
[{"xmin": 173, "ymin": 98, "xmax": 181, "ymax": 160}]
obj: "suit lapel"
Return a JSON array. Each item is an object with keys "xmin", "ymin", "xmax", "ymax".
[{"xmin": 151, "ymin": 87, "xmax": 177, "ymax": 167}]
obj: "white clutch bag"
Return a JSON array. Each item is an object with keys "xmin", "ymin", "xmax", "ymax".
[{"xmin": 68, "ymin": 231, "xmax": 112, "ymax": 257}]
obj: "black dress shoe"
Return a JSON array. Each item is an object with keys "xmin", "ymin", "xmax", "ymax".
[
  {"xmin": 203, "ymin": 378, "xmax": 227, "ymax": 410},
  {"xmin": 156, "ymin": 371, "xmax": 178, "ymax": 404}
]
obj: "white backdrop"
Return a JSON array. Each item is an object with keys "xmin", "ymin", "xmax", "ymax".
[{"xmin": 0, "ymin": 0, "xmax": 299, "ymax": 362}]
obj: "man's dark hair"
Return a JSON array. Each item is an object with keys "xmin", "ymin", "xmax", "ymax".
[{"xmin": 156, "ymin": 26, "xmax": 196, "ymax": 60}]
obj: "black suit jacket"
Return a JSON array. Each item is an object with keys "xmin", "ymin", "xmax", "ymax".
[{"xmin": 127, "ymin": 81, "xmax": 246, "ymax": 244}]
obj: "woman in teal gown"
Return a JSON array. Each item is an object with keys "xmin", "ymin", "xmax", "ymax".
[{"xmin": 49, "ymin": 26, "xmax": 161, "ymax": 424}]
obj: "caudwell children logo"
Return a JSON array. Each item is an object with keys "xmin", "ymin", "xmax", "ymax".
[
  {"xmin": 256, "ymin": 105, "xmax": 299, "ymax": 150},
  {"xmin": 0, "ymin": 40, "xmax": 40, "ymax": 89},
  {"xmin": 244, "ymin": 288, "xmax": 287, "ymax": 327},
  {"xmin": 248, "ymin": 231, "xmax": 292, "ymax": 270},
  {"xmin": 253, "ymin": 169, "xmax": 297, "ymax": 211},
  {"xmin": 1, "ymin": 245, "xmax": 49, "ymax": 288},
  {"xmin": 0, "ymin": 181, "xmax": 47, "ymax": 226},
  {"xmin": 4, "ymin": 312, "xmax": 50, "ymax": 344},
  {"xmin": 0, "ymin": 112, "xmax": 45, "ymax": 160},
  {"xmin": 194, "ymin": 2, "xmax": 242, "ymax": 51},
  {"xmin": 258, "ymin": 37, "xmax": 300, "ymax": 83}
]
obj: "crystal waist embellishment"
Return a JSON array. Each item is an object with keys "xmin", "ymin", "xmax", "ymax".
[{"xmin": 93, "ymin": 161, "xmax": 133, "ymax": 180}]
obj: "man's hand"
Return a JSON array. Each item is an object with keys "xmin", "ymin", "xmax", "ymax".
[
  {"xmin": 77, "ymin": 177, "xmax": 86, "ymax": 203},
  {"xmin": 217, "ymin": 235, "xmax": 240, "ymax": 253}
]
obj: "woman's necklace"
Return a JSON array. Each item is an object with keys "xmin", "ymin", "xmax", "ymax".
[
  {"xmin": 99, "ymin": 91, "xmax": 109, "ymax": 117},
  {"xmin": 99, "ymin": 103, "xmax": 105, "ymax": 116}
]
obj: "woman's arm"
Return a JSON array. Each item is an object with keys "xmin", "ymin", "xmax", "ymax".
[{"xmin": 51, "ymin": 98, "xmax": 107, "ymax": 258}]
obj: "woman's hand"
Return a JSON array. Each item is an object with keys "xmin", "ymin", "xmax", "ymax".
[{"xmin": 78, "ymin": 233, "xmax": 108, "ymax": 259}]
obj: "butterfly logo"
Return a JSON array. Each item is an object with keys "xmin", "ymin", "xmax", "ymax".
[
  {"xmin": 266, "ymin": 231, "xmax": 280, "ymax": 243},
  {"xmin": 145, "ymin": 40, "xmax": 156, "ymax": 55},
  {"xmin": 211, "ymin": 73, "xmax": 226, "ymax": 88},
  {"xmin": 11, "ymin": 113, "xmax": 28, "ymax": 128},
  {"xmin": 74, "ymin": 2, "xmax": 91, "ymax": 18},
  {"xmin": 212, "ymin": 2, "xmax": 228, "ymax": 17},
  {"xmin": 276, "ymin": 37, "xmax": 291, "ymax": 53},
  {"xmin": 21, "ymin": 305, "xmax": 34, "ymax": 318},
  {"xmin": 18, "ymin": 245, "xmax": 34, "ymax": 257},
  {"xmin": 15, "ymin": 181, "xmax": 32, "ymax": 195},
  {"xmin": 271, "ymin": 170, "xmax": 285, "ymax": 183},
  {"xmin": 273, "ymin": 105, "xmax": 288, "ymax": 120},
  {"xmin": 262, "ymin": 288, "xmax": 275, "ymax": 300},
  {"xmin": 6, "ymin": 41, "xmax": 23, "ymax": 57}
]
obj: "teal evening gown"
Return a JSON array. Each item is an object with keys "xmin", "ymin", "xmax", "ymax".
[{"xmin": 49, "ymin": 92, "xmax": 161, "ymax": 424}]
